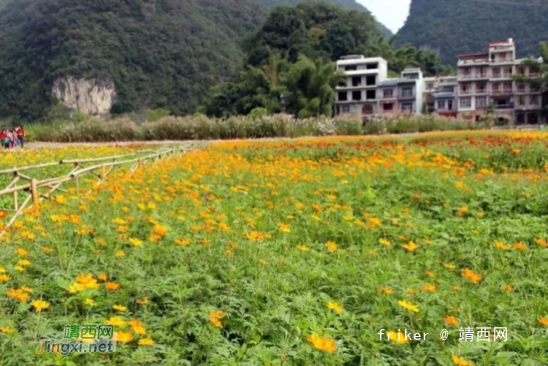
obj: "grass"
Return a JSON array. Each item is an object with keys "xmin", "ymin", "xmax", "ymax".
[{"xmin": 1, "ymin": 131, "xmax": 548, "ymax": 364}]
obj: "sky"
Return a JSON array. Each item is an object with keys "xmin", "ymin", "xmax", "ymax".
[{"xmin": 358, "ymin": 0, "xmax": 412, "ymax": 33}]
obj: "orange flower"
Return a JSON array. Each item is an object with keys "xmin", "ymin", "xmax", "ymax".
[
  {"xmin": 307, "ymin": 334, "xmax": 336, "ymax": 353},
  {"xmin": 461, "ymin": 268, "xmax": 482, "ymax": 285},
  {"xmin": 325, "ymin": 241, "xmax": 338, "ymax": 253},
  {"xmin": 209, "ymin": 310, "xmax": 226, "ymax": 328},
  {"xmin": 443, "ymin": 315, "xmax": 459, "ymax": 326},
  {"xmin": 402, "ymin": 241, "xmax": 419, "ymax": 252}
]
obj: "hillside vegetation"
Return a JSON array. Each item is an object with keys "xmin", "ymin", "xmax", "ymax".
[
  {"xmin": 261, "ymin": 0, "xmax": 393, "ymax": 37},
  {"xmin": 396, "ymin": 0, "xmax": 548, "ymax": 64},
  {"xmin": 0, "ymin": 0, "xmax": 263, "ymax": 120}
]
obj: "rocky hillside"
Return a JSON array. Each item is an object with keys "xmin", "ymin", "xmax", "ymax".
[{"xmin": 396, "ymin": 0, "xmax": 547, "ymax": 64}]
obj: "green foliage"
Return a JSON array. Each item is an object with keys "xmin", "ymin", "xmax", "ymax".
[
  {"xmin": 249, "ymin": 107, "xmax": 269, "ymax": 119},
  {"xmin": 0, "ymin": 0, "xmax": 263, "ymax": 120},
  {"xmin": 282, "ymin": 55, "xmax": 345, "ymax": 118},
  {"xmin": 246, "ymin": 3, "xmax": 382, "ymax": 66},
  {"xmin": 396, "ymin": 0, "xmax": 548, "ymax": 64},
  {"xmin": 147, "ymin": 109, "xmax": 171, "ymax": 123},
  {"xmin": 260, "ymin": 0, "xmax": 393, "ymax": 38}
]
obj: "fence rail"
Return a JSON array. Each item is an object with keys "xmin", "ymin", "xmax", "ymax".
[{"xmin": 0, "ymin": 145, "xmax": 193, "ymax": 232}]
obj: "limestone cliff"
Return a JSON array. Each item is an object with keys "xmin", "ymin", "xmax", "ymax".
[{"xmin": 52, "ymin": 77, "xmax": 116, "ymax": 115}]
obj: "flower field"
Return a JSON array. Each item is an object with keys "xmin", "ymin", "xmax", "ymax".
[{"xmin": 3, "ymin": 131, "xmax": 548, "ymax": 365}]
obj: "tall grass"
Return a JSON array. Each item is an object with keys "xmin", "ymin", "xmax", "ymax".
[{"xmin": 26, "ymin": 113, "xmax": 483, "ymax": 142}]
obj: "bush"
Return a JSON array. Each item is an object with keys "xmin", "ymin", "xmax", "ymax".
[{"xmin": 23, "ymin": 113, "xmax": 484, "ymax": 142}]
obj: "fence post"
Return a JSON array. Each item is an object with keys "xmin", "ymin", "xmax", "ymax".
[
  {"xmin": 30, "ymin": 179, "xmax": 38, "ymax": 205},
  {"xmin": 13, "ymin": 191, "xmax": 18, "ymax": 211}
]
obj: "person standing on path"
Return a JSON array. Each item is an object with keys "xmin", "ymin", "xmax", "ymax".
[{"xmin": 15, "ymin": 126, "xmax": 25, "ymax": 148}]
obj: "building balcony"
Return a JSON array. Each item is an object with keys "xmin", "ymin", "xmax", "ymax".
[
  {"xmin": 398, "ymin": 94, "xmax": 415, "ymax": 100},
  {"xmin": 495, "ymin": 104, "xmax": 514, "ymax": 110},
  {"xmin": 491, "ymin": 89, "xmax": 513, "ymax": 96},
  {"xmin": 491, "ymin": 73, "xmax": 513, "ymax": 80},
  {"xmin": 516, "ymin": 104, "xmax": 542, "ymax": 110},
  {"xmin": 459, "ymin": 73, "xmax": 489, "ymax": 80},
  {"xmin": 336, "ymin": 84, "xmax": 376, "ymax": 90},
  {"xmin": 379, "ymin": 95, "xmax": 397, "ymax": 101},
  {"xmin": 491, "ymin": 58, "xmax": 515, "ymax": 64},
  {"xmin": 458, "ymin": 59, "xmax": 490, "ymax": 66}
]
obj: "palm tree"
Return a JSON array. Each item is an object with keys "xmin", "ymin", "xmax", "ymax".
[{"xmin": 282, "ymin": 55, "xmax": 346, "ymax": 118}]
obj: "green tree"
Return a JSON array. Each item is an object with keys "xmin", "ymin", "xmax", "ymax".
[{"xmin": 282, "ymin": 55, "xmax": 345, "ymax": 118}]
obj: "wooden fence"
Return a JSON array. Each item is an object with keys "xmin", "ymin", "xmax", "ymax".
[{"xmin": 0, "ymin": 146, "xmax": 191, "ymax": 231}]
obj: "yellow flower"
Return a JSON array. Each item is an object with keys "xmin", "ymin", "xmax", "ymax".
[
  {"xmin": 279, "ymin": 223, "xmax": 291, "ymax": 233},
  {"xmin": 421, "ymin": 284, "xmax": 438, "ymax": 293},
  {"xmin": 7, "ymin": 288, "xmax": 29, "ymax": 302},
  {"xmin": 41, "ymin": 246, "xmax": 54, "ymax": 253},
  {"xmin": 152, "ymin": 224, "xmax": 168, "ymax": 237},
  {"xmin": 379, "ymin": 287, "xmax": 394, "ymax": 295},
  {"xmin": 105, "ymin": 316, "xmax": 126, "ymax": 327},
  {"xmin": 0, "ymin": 274, "xmax": 11, "ymax": 282},
  {"xmin": 115, "ymin": 250, "xmax": 125, "ymax": 257},
  {"xmin": 494, "ymin": 240, "xmax": 510, "ymax": 250},
  {"xmin": 17, "ymin": 259, "xmax": 31, "ymax": 267},
  {"xmin": 386, "ymin": 330, "xmax": 409, "ymax": 344},
  {"xmin": 14, "ymin": 248, "xmax": 29, "ymax": 256},
  {"xmin": 112, "ymin": 304, "xmax": 127, "ymax": 312},
  {"xmin": 398, "ymin": 300, "xmax": 419, "ymax": 313},
  {"xmin": 129, "ymin": 238, "xmax": 143, "ymax": 247},
  {"xmin": 306, "ymin": 334, "xmax": 336, "ymax": 353},
  {"xmin": 129, "ymin": 319, "xmax": 147, "ymax": 335},
  {"xmin": 327, "ymin": 301, "xmax": 344, "ymax": 314},
  {"xmin": 538, "ymin": 318, "xmax": 548, "ymax": 326},
  {"xmin": 138, "ymin": 337, "xmax": 155, "ymax": 346},
  {"xmin": 452, "ymin": 355, "xmax": 475, "ymax": 366},
  {"xmin": 378, "ymin": 238, "xmax": 391, "ymax": 246},
  {"xmin": 402, "ymin": 241, "xmax": 419, "ymax": 252},
  {"xmin": 117, "ymin": 331, "xmax": 133, "ymax": 344},
  {"xmin": 84, "ymin": 298, "xmax": 97, "ymax": 306},
  {"xmin": 175, "ymin": 238, "xmax": 191, "ymax": 246},
  {"xmin": 0, "ymin": 326, "xmax": 14, "ymax": 334},
  {"xmin": 31, "ymin": 299, "xmax": 50, "ymax": 313},
  {"xmin": 297, "ymin": 245, "xmax": 311, "ymax": 252},
  {"xmin": 209, "ymin": 310, "xmax": 226, "ymax": 328},
  {"xmin": 325, "ymin": 241, "xmax": 338, "ymax": 253}
]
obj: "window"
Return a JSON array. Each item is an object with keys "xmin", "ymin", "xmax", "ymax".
[
  {"xmin": 426, "ymin": 83, "xmax": 434, "ymax": 89},
  {"xmin": 383, "ymin": 89, "xmax": 393, "ymax": 98},
  {"xmin": 518, "ymin": 96, "xmax": 525, "ymax": 106},
  {"xmin": 352, "ymin": 91, "xmax": 361, "ymax": 101},
  {"xmin": 517, "ymin": 83, "xmax": 525, "ymax": 92},
  {"xmin": 352, "ymin": 77, "xmax": 361, "ymax": 87},
  {"xmin": 516, "ymin": 113, "xmax": 525, "ymax": 125},
  {"xmin": 366, "ymin": 63, "xmax": 378, "ymax": 70},
  {"xmin": 460, "ymin": 97, "xmax": 472, "ymax": 108},
  {"xmin": 345, "ymin": 65, "xmax": 356, "ymax": 71},
  {"xmin": 338, "ymin": 92, "xmax": 347, "ymax": 101},
  {"xmin": 341, "ymin": 105, "xmax": 350, "ymax": 113},
  {"xmin": 477, "ymin": 83, "xmax": 487, "ymax": 93},
  {"xmin": 366, "ymin": 90, "xmax": 376, "ymax": 100},
  {"xmin": 476, "ymin": 97, "xmax": 487, "ymax": 108},
  {"xmin": 366, "ymin": 75, "xmax": 376, "ymax": 86},
  {"xmin": 384, "ymin": 103, "xmax": 394, "ymax": 112},
  {"xmin": 492, "ymin": 68, "xmax": 500, "ymax": 78},
  {"xmin": 401, "ymin": 102, "xmax": 414, "ymax": 111},
  {"xmin": 437, "ymin": 100, "xmax": 446, "ymax": 110},
  {"xmin": 517, "ymin": 67, "xmax": 525, "ymax": 75},
  {"xmin": 401, "ymin": 87, "xmax": 413, "ymax": 97},
  {"xmin": 528, "ymin": 113, "xmax": 539, "ymax": 124},
  {"xmin": 531, "ymin": 95, "xmax": 539, "ymax": 105},
  {"xmin": 448, "ymin": 100, "xmax": 454, "ymax": 110}
]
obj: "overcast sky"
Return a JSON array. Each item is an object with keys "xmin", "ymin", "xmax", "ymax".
[{"xmin": 358, "ymin": 0, "xmax": 412, "ymax": 33}]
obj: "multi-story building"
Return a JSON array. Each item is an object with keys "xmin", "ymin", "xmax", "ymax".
[
  {"xmin": 457, "ymin": 38, "xmax": 542, "ymax": 125},
  {"xmin": 335, "ymin": 56, "xmax": 388, "ymax": 118},
  {"xmin": 398, "ymin": 68, "xmax": 423, "ymax": 114},
  {"xmin": 433, "ymin": 76, "xmax": 458, "ymax": 117},
  {"xmin": 346, "ymin": 65, "xmax": 423, "ymax": 116}
]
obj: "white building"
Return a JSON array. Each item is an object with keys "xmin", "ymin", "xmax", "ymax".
[{"xmin": 335, "ymin": 56, "xmax": 388, "ymax": 118}]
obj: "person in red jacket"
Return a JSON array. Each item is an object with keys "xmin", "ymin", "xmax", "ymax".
[
  {"xmin": 0, "ymin": 130, "xmax": 7, "ymax": 149},
  {"xmin": 15, "ymin": 126, "xmax": 25, "ymax": 148}
]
